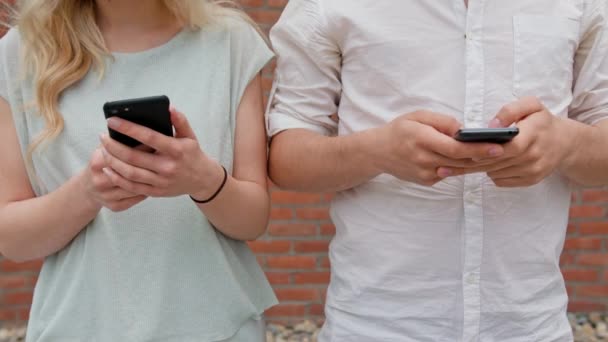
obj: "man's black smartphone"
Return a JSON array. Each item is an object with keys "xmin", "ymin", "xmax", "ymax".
[
  {"xmin": 454, "ymin": 127, "xmax": 519, "ymax": 144},
  {"xmin": 103, "ymin": 95, "xmax": 173, "ymax": 147}
]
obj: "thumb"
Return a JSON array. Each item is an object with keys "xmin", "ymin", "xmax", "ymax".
[
  {"xmin": 491, "ymin": 96, "xmax": 544, "ymax": 128},
  {"xmin": 407, "ymin": 111, "xmax": 462, "ymax": 136},
  {"xmin": 170, "ymin": 107, "xmax": 197, "ymax": 140}
]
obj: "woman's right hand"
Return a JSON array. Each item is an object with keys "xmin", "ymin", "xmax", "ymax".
[{"xmin": 82, "ymin": 148, "xmax": 147, "ymax": 212}]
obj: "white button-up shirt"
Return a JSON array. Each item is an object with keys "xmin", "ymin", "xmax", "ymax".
[{"xmin": 266, "ymin": 0, "xmax": 608, "ymax": 341}]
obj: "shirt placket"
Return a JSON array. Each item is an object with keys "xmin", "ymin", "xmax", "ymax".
[{"xmin": 461, "ymin": 1, "xmax": 486, "ymax": 341}]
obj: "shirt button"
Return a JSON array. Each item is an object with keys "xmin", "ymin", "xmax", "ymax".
[{"xmin": 466, "ymin": 273, "xmax": 478, "ymax": 285}]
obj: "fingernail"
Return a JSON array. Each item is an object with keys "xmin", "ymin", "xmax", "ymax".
[
  {"xmin": 438, "ymin": 168, "xmax": 453, "ymax": 178},
  {"xmin": 102, "ymin": 167, "xmax": 112, "ymax": 176},
  {"xmin": 107, "ymin": 117, "xmax": 120, "ymax": 129},
  {"xmin": 488, "ymin": 118, "xmax": 503, "ymax": 128},
  {"xmin": 489, "ymin": 147, "xmax": 503, "ymax": 157}
]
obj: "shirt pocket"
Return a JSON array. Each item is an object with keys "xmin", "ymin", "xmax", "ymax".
[{"xmin": 512, "ymin": 14, "xmax": 580, "ymax": 109}]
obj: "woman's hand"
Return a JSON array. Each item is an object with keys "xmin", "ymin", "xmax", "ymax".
[
  {"xmin": 99, "ymin": 108, "xmax": 224, "ymax": 200},
  {"xmin": 82, "ymin": 147, "xmax": 147, "ymax": 212}
]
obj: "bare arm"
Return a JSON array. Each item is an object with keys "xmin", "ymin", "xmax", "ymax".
[
  {"xmin": 559, "ymin": 119, "xmax": 608, "ymax": 186},
  {"xmin": 0, "ymin": 98, "xmax": 99, "ymax": 262},
  {"xmin": 269, "ymin": 111, "xmax": 504, "ymax": 193},
  {"xmin": 100, "ymin": 75, "xmax": 271, "ymax": 241},
  {"xmin": 192, "ymin": 75, "xmax": 270, "ymax": 240},
  {"xmin": 269, "ymin": 128, "xmax": 383, "ymax": 193}
]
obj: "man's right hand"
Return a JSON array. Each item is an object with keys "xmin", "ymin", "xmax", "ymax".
[{"xmin": 372, "ymin": 111, "xmax": 505, "ymax": 186}]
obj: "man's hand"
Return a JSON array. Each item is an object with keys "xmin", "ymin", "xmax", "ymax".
[
  {"xmin": 372, "ymin": 111, "xmax": 505, "ymax": 186},
  {"xmin": 461, "ymin": 97, "xmax": 577, "ymax": 187}
]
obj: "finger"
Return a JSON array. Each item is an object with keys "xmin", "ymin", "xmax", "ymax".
[
  {"xmin": 102, "ymin": 188, "xmax": 143, "ymax": 202},
  {"xmin": 102, "ymin": 167, "xmax": 158, "ymax": 197},
  {"xmin": 407, "ymin": 111, "xmax": 463, "ymax": 136},
  {"xmin": 490, "ymin": 96, "xmax": 544, "ymax": 128},
  {"xmin": 100, "ymin": 134, "xmax": 163, "ymax": 172},
  {"xmin": 90, "ymin": 148, "xmax": 106, "ymax": 171},
  {"xmin": 423, "ymin": 133, "xmax": 504, "ymax": 160},
  {"xmin": 101, "ymin": 148, "xmax": 167, "ymax": 186},
  {"xmin": 106, "ymin": 117, "xmax": 180, "ymax": 157},
  {"xmin": 170, "ymin": 107, "xmax": 197, "ymax": 140},
  {"xmin": 106, "ymin": 195, "xmax": 148, "ymax": 212}
]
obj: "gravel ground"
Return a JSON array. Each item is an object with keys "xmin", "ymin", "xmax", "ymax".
[{"xmin": 2, "ymin": 313, "xmax": 608, "ymax": 341}]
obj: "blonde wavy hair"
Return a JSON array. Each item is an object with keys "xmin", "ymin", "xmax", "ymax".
[{"xmin": 7, "ymin": 0, "xmax": 262, "ymax": 161}]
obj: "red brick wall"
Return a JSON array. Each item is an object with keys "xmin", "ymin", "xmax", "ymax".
[{"xmin": 1, "ymin": 0, "xmax": 607, "ymax": 327}]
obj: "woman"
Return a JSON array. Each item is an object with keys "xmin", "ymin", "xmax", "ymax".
[{"xmin": 0, "ymin": 0, "xmax": 277, "ymax": 341}]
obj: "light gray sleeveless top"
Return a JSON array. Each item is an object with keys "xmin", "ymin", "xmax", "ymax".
[{"xmin": 0, "ymin": 17, "xmax": 277, "ymax": 342}]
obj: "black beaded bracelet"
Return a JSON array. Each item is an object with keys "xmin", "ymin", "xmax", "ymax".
[{"xmin": 190, "ymin": 166, "xmax": 228, "ymax": 204}]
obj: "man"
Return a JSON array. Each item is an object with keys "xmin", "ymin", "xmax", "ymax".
[{"xmin": 266, "ymin": 0, "xmax": 608, "ymax": 341}]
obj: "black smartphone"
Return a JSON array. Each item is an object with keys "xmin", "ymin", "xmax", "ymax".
[
  {"xmin": 103, "ymin": 95, "xmax": 173, "ymax": 148},
  {"xmin": 454, "ymin": 127, "xmax": 519, "ymax": 144}
]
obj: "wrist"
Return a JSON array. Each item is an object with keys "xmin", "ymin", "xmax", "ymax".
[
  {"xmin": 358, "ymin": 126, "xmax": 389, "ymax": 176},
  {"xmin": 557, "ymin": 118, "xmax": 589, "ymax": 172},
  {"xmin": 189, "ymin": 161, "xmax": 226, "ymax": 201},
  {"xmin": 75, "ymin": 170, "xmax": 103, "ymax": 213}
]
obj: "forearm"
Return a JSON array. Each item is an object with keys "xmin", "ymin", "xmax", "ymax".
[
  {"xmin": 193, "ymin": 172, "xmax": 270, "ymax": 241},
  {"xmin": 268, "ymin": 128, "xmax": 383, "ymax": 193},
  {"xmin": 0, "ymin": 172, "xmax": 101, "ymax": 261},
  {"xmin": 560, "ymin": 119, "xmax": 608, "ymax": 186}
]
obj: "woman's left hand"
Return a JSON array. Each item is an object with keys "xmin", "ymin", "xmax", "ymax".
[{"xmin": 100, "ymin": 107, "xmax": 224, "ymax": 199}]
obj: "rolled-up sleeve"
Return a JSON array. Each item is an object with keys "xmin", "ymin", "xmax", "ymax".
[
  {"xmin": 568, "ymin": 0, "xmax": 608, "ymax": 125},
  {"xmin": 266, "ymin": 0, "xmax": 342, "ymax": 137}
]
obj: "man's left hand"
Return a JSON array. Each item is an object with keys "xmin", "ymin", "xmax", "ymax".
[{"xmin": 460, "ymin": 97, "xmax": 576, "ymax": 187}]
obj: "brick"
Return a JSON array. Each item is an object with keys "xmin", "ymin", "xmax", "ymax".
[
  {"xmin": 270, "ymin": 208, "xmax": 293, "ymax": 220},
  {"xmin": 578, "ymin": 253, "xmax": 608, "ymax": 266},
  {"xmin": 309, "ymin": 304, "xmax": 325, "ymax": 316},
  {"xmin": 560, "ymin": 253, "xmax": 575, "ymax": 266},
  {"xmin": 265, "ymin": 272, "xmax": 290, "ymax": 285},
  {"xmin": 563, "ymin": 238, "xmax": 602, "ymax": 251},
  {"xmin": 275, "ymin": 288, "xmax": 319, "ymax": 301},
  {"xmin": 319, "ymin": 257, "xmax": 331, "ymax": 269},
  {"xmin": 256, "ymin": 256, "xmax": 265, "ymax": 267},
  {"xmin": 265, "ymin": 304, "xmax": 307, "ymax": 317},
  {"xmin": 562, "ymin": 269, "xmax": 599, "ymax": 282},
  {"xmin": 248, "ymin": 241, "xmax": 291, "ymax": 254},
  {"xmin": 580, "ymin": 222, "xmax": 608, "ymax": 235},
  {"xmin": 0, "ymin": 276, "xmax": 27, "ymax": 289},
  {"xmin": 0, "ymin": 309, "xmax": 15, "ymax": 321},
  {"xmin": 295, "ymin": 241, "xmax": 330, "ymax": 253},
  {"xmin": 569, "ymin": 206, "xmax": 605, "ymax": 218},
  {"xmin": 320, "ymin": 224, "xmax": 336, "ymax": 236},
  {"xmin": 267, "ymin": 256, "xmax": 316, "ymax": 269},
  {"xmin": 2, "ymin": 292, "xmax": 33, "ymax": 305},
  {"xmin": 577, "ymin": 285, "xmax": 608, "ymax": 297},
  {"xmin": 582, "ymin": 190, "xmax": 608, "ymax": 202},
  {"xmin": 269, "ymin": 224, "xmax": 317, "ymax": 237},
  {"xmin": 566, "ymin": 224, "xmax": 577, "ymax": 235},
  {"xmin": 294, "ymin": 272, "xmax": 331, "ymax": 284},
  {"xmin": 271, "ymin": 191, "xmax": 324, "ymax": 204},
  {"xmin": 296, "ymin": 208, "xmax": 331, "ymax": 220},
  {"xmin": 0, "ymin": 259, "xmax": 43, "ymax": 272},
  {"xmin": 568, "ymin": 301, "xmax": 607, "ymax": 312},
  {"xmin": 17, "ymin": 307, "xmax": 30, "ymax": 321}
]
